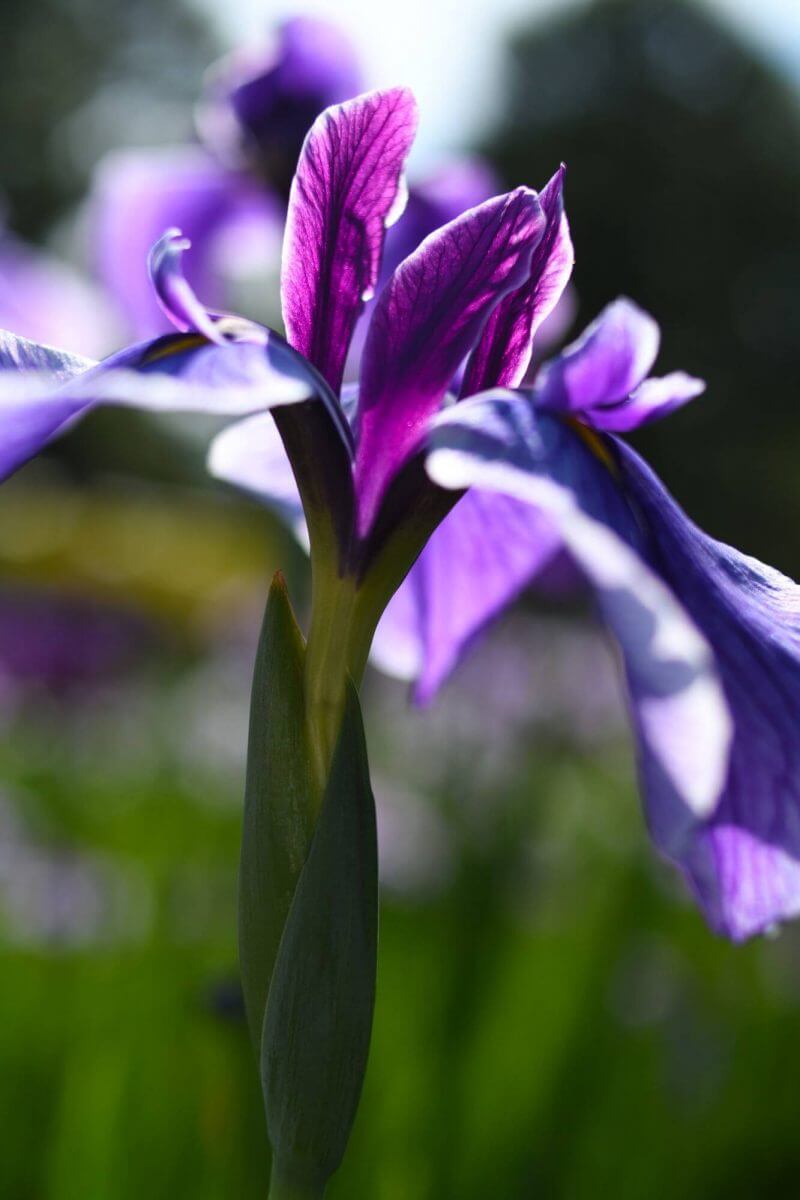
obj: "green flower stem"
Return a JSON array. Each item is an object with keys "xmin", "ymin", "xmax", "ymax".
[
  {"xmin": 303, "ymin": 567, "xmax": 358, "ymax": 799},
  {"xmin": 268, "ymin": 1162, "xmax": 326, "ymax": 1200}
]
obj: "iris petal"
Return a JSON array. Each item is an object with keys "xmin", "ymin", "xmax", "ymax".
[
  {"xmin": 461, "ymin": 165, "xmax": 574, "ymax": 396},
  {"xmin": 589, "ymin": 371, "xmax": 706, "ymax": 432},
  {"xmin": 281, "ymin": 87, "xmax": 418, "ymax": 395},
  {"xmin": 534, "ymin": 298, "xmax": 660, "ymax": 413},
  {"xmin": 198, "ymin": 16, "xmax": 363, "ymax": 174},
  {"xmin": 374, "ymin": 489, "xmax": 561, "ymax": 703},
  {"xmin": 149, "ymin": 230, "xmax": 226, "ymax": 343},
  {"xmin": 355, "ymin": 188, "xmax": 545, "ymax": 535},
  {"xmin": 617, "ymin": 440, "xmax": 800, "ymax": 940},
  {"xmin": 0, "ymin": 327, "xmax": 327, "ymax": 484},
  {"xmin": 425, "ymin": 390, "xmax": 732, "ymax": 829},
  {"xmin": 208, "ymin": 410, "xmax": 307, "ymax": 546}
]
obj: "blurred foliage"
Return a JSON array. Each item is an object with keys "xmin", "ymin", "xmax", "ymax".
[
  {"xmin": 3, "ymin": 650, "xmax": 800, "ymax": 1200},
  {"xmin": 0, "ymin": 0, "xmax": 217, "ymax": 238},
  {"xmin": 487, "ymin": 0, "xmax": 800, "ymax": 574},
  {"xmin": 0, "ymin": 469, "xmax": 299, "ymax": 631}
]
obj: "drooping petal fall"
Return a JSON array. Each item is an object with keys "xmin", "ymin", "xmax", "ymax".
[
  {"xmin": 0, "ymin": 325, "xmax": 324, "ymax": 485},
  {"xmin": 425, "ymin": 390, "xmax": 733, "ymax": 837},
  {"xmin": 616, "ymin": 440, "xmax": 800, "ymax": 940},
  {"xmin": 354, "ymin": 187, "xmax": 546, "ymax": 534},
  {"xmin": 208, "ymin": 411, "xmax": 307, "ymax": 545},
  {"xmin": 280, "ymin": 87, "xmax": 418, "ymax": 396}
]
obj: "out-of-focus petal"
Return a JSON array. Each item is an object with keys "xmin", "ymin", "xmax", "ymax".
[
  {"xmin": 372, "ymin": 488, "xmax": 561, "ymax": 703},
  {"xmin": 92, "ymin": 147, "xmax": 280, "ymax": 339},
  {"xmin": 0, "ymin": 229, "xmax": 116, "ymax": 358},
  {"xmin": 281, "ymin": 87, "xmax": 418, "ymax": 395},
  {"xmin": 370, "ymin": 573, "xmax": 425, "ymax": 683},
  {"xmin": 0, "ymin": 328, "xmax": 95, "ymax": 378},
  {"xmin": 0, "ymin": 330, "xmax": 99, "ymax": 472},
  {"xmin": 425, "ymin": 390, "xmax": 732, "ymax": 829},
  {"xmin": 198, "ymin": 16, "xmax": 363, "ymax": 178},
  {"xmin": 616, "ymin": 439, "xmax": 800, "ymax": 940},
  {"xmin": 355, "ymin": 188, "xmax": 545, "ymax": 534},
  {"xmin": 461, "ymin": 165, "xmax": 574, "ymax": 395},
  {"xmin": 534, "ymin": 298, "xmax": 660, "ymax": 414},
  {"xmin": 589, "ymin": 372, "xmax": 706, "ymax": 432},
  {"xmin": 208, "ymin": 411, "xmax": 307, "ymax": 545}
]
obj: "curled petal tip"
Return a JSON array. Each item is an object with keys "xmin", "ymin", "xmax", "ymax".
[{"xmin": 148, "ymin": 228, "xmax": 224, "ymax": 344}]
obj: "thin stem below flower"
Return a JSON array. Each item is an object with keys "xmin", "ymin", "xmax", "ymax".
[
  {"xmin": 268, "ymin": 1161, "xmax": 326, "ymax": 1200},
  {"xmin": 303, "ymin": 567, "xmax": 358, "ymax": 797}
]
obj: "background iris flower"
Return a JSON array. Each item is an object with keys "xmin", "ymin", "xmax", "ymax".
[{"xmin": 91, "ymin": 16, "xmax": 497, "ymax": 342}]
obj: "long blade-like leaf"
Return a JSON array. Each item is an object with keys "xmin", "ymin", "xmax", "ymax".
[
  {"xmin": 239, "ymin": 572, "xmax": 315, "ymax": 1050},
  {"xmin": 262, "ymin": 680, "xmax": 378, "ymax": 1193}
]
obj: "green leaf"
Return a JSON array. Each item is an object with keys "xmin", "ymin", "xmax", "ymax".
[
  {"xmin": 262, "ymin": 680, "xmax": 378, "ymax": 1194},
  {"xmin": 239, "ymin": 572, "xmax": 316, "ymax": 1050}
]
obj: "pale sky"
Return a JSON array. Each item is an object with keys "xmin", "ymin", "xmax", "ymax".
[{"xmin": 195, "ymin": 0, "xmax": 800, "ymax": 165}]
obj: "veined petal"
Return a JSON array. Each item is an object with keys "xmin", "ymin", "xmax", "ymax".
[
  {"xmin": 589, "ymin": 372, "xmax": 706, "ymax": 432},
  {"xmin": 616, "ymin": 440, "xmax": 800, "ymax": 940},
  {"xmin": 382, "ymin": 158, "xmax": 500, "ymax": 286},
  {"xmin": 534, "ymin": 298, "xmax": 660, "ymax": 414},
  {"xmin": 92, "ymin": 146, "xmax": 280, "ymax": 339},
  {"xmin": 343, "ymin": 158, "xmax": 499, "ymax": 381},
  {"xmin": 373, "ymin": 488, "xmax": 561, "ymax": 703},
  {"xmin": 355, "ymin": 188, "xmax": 546, "ymax": 534},
  {"xmin": 425, "ymin": 391, "xmax": 732, "ymax": 829},
  {"xmin": 461, "ymin": 165, "xmax": 574, "ymax": 396},
  {"xmin": 281, "ymin": 87, "xmax": 418, "ymax": 394}
]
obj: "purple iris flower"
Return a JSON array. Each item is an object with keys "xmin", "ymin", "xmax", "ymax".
[
  {"xmin": 203, "ymin": 87, "xmax": 800, "ymax": 944},
  {"xmin": 92, "ymin": 16, "xmax": 497, "ymax": 342},
  {"xmin": 1, "ymin": 86, "xmax": 795, "ymax": 943}
]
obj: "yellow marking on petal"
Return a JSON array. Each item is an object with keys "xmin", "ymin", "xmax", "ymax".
[
  {"xmin": 141, "ymin": 334, "xmax": 207, "ymax": 365},
  {"xmin": 568, "ymin": 418, "xmax": 619, "ymax": 476}
]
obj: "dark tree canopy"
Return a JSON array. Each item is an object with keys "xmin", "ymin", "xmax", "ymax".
[{"xmin": 486, "ymin": 0, "xmax": 800, "ymax": 573}]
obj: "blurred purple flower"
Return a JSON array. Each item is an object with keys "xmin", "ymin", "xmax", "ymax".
[
  {"xmin": 0, "ymin": 588, "xmax": 150, "ymax": 698},
  {"xmin": 92, "ymin": 17, "xmax": 498, "ymax": 341},
  {"xmin": 0, "ymin": 222, "xmax": 115, "ymax": 358}
]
